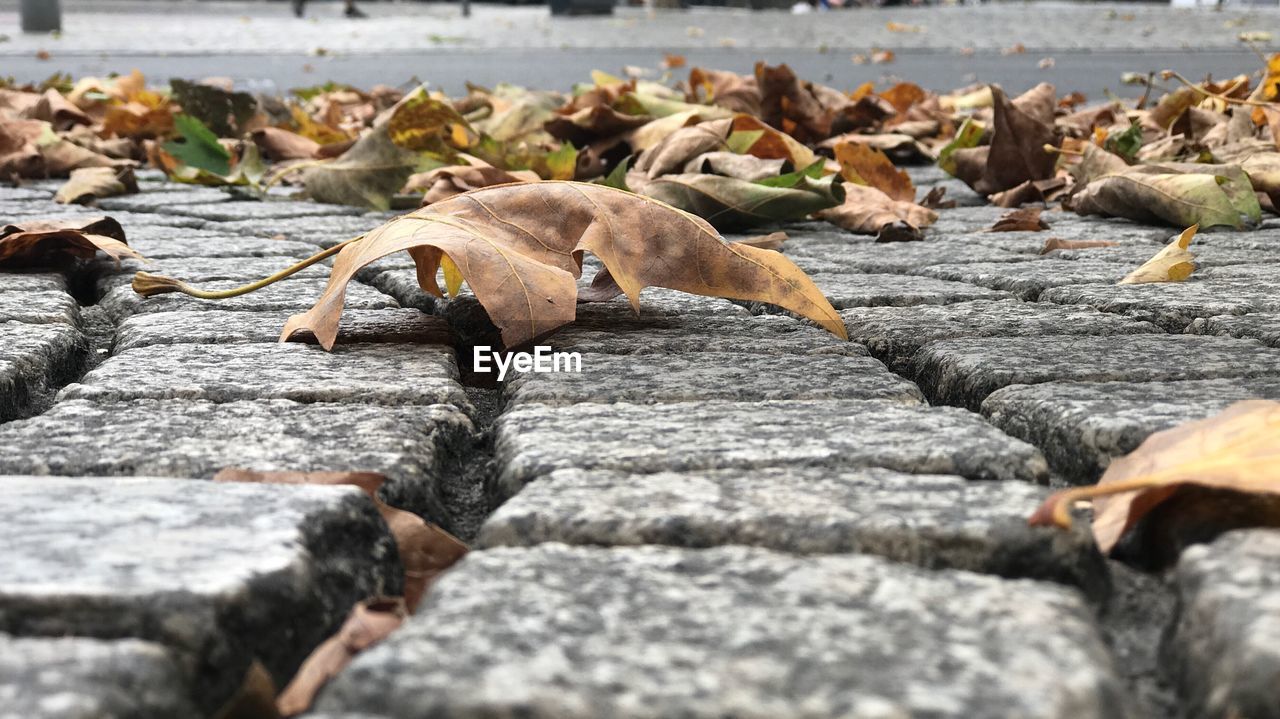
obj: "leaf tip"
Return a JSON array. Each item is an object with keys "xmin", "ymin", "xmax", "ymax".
[{"xmin": 131, "ymin": 271, "xmax": 188, "ymax": 297}]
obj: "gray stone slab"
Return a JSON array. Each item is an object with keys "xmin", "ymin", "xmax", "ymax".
[
  {"xmin": 1187, "ymin": 313, "xmax": 1280, "ymax": 347},
  {"xmin": 1192, "ymin": 229, "xmax": 1280, "ymax": 251},
  {"xmin": 0, "ymin": 476, "xmax": 399, "ymax": 714},
  {"xmin": 0, "ymin": 272, "xmax": 67, "ymax": 293},
  {"xmin": 479, "ymin": 466, "xmax": 1107, "ymax": 598},
  {"xmin": 967, "ymin": 216, "xmax": 1169, "ymax": 253},
  {"xmin": 10, "ymin": 209, "xmax": 209, "ymax": 230},
  {"xmin": 783, "ymin": 238, "xmax": 1026, "ymax": 273},
  {"xmin": 547, "ymin": 312, "xmax": 862, "ymax": 357},
  {"xmin": 1045, "ymin": 244, "xmax": 1278, "ymax": 267},
  {"xmin": 982, "ymin": 378, "xmax": 1280, "ymax": 484},
  {"xmin": 914, "ymin": 334, "xmax": 1280, "ymax": 411},
  {"xmin": 796, "ymin": 272, "xmax": 1014, "ymax": 309},
  {"xmin": 1040, "ymin": 278, "xmax": 1280, "ymax": 332},
  {"xmin": 1167, "ymin": 530, "xmax": 1280, "ymax": 719},
  {"xmin": 315, "ymin": 544, "xmax": 1128, "ymax": 719},
  {"xmin": 98, "ymin": 278, "xmax": 397, "ymax": 322},
  {"xmin": 367, "ymin": 268, "xmax": 438, "ymax": 313},
  {"xmin": 842, "ymin": 299, "xmax": 1163, "ymax": 374},
  {"xmin": 128, "ymin": 233, "xmax": 322, "ymax": 261},
  {"xmin": 0, "ymin": 187, "xmax": 54, "ymax": 201},
  {"xmin": 504, "ymin": 352, "xmax": 922, "ymax": 405},
  {"xmin": 920, "ymin": 259, "xmax": 1133, "ymax": 300},
  {"xmin": 167, "ymin": 200, "xmax": 364, "ymax": 222},
  {"xmin": 0, "ymin": 399, "xmax": 474, "ymax": 529},
  {"xmin": 207, "ymin": 213, "xmax": 395, "ymax": 249},
  {"xmin": 95, "ymin": 188, "xmax": 236, "ymax": 212},
  {"xmin": 0, "ymin": 634, "xmax": 197, "ymax": 719},
  {"xmin": 62, "ymin": 343, "xmax": 467, "ymax": 408},
  {"xmin": 0, "ymin": 291, "xmax": 79, "ymax": 326},
  {"xmin": 0, "ymin": 322, "xmax": 88, "ymax": 421},
  {"xmin": 1199, "ymin": 262, "xmax": 1280, "ymax": 280},
  {"xmin": 114, "ymin": 308, "xmax": 451, "ymax": 352},
  {"xmin": 495, "ymin": 399, "xmax": 1049, "ymax": 499}
]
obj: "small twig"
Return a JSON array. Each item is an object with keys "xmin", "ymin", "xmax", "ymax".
[
  {"xmin": 133, "ymin": 234, "xmax": 364, "ymax": 299},
  {"xmin": 1161, "ymin": 69, "xmax": 1278, "ymax": 108},
  {"xmin": 1136, "ymin": 71, "xmax": 1155, "ymax": 110}
]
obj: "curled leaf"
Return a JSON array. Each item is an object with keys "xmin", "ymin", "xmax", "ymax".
[
  {"xmin": 1118, "ymin": 225, "xmax": 1198, "ymax": 284},
  {"xmin": 642, "ymin": 171, "xmax": 843, "ymax": 230},
  {"xmin": 815, "ymin": 183, "xmax": 937, "ymax": 242},
  {"xmin": 55, "ymin": 165, "xmax": 139, "ymax": 205},
  {"xmin": 988, "ymin": 207, "xmax": 1049, "ymax": 232},
  {"xmin": 0, "ymin": 217, "xmax": 140, "ymax": 269}
]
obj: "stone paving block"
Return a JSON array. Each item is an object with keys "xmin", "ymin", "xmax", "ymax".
[
  {"xmin": 97, "ymin": 255, "xmax": 331, "ymax": 296},
  {"xmin": 783, "ymin": 238, "xmax": 1026, "ymax": 273},
  {"xmin": 0, "ymin": 634, "xmax": 197, "ymax": 719},
  {"xmin": 920, "ymin": 258, "xmax": 1133, "ymax": 300},
  {"xmin": 127, "ymin": 233, "xmax": 322, "ymax": 261},
  {"xmin": 495, "ymin": 399, "xmax": 1049, "ymax": 499},
  {"xmin": 1045, "ymin": 244, "xmax": 1278, "ymax": 267},
  {"xmin": 1192, "ymin": 228, "xmax": 1280, "ymax": 251},
  {"xmin": 367, "ymin": 268, "xmax": 438, "ymax": 313},
  {"xmin": 0, "ymin": 272, "xmax": 67, "ymax": 294},
  {"xmin": 966, "ymin": 215, "xmax": 1169, "ymax": 252},
  {"xmin": 547, "ymin": 312, "xmax": 862, "ymax": 356},
  {"xmin": 0, "ymin": 322, "xmax": 88, "ymax": 420},
  {"xmin": 842, "ymin": 299, "xmax": 1163, "ymax": 374},
  {"xmin": 95, "ymin": 187, "xmax": 236, "ymax": 212},
  {"xmin": 1187, "ymin": 313, "xmax": 1280, "ymax": 347},
  {"xmin": 1040, "ymin": 278, "xmax": 1280, "ymax": 332},
  {"xmin": 982, "ymin": 378, "xmax": 1280, "ymax": 484},
  {"xmin": 800, "ymin": 272, "xmax": 1014, "ymax": 309},
  {"xmin": 915, "ymin": 334, "xmax": 1280, "ymax": 410},
  {"xmin": 0, "ymin": 399, "xmax": 474, "ymax": 528},
  {"xmin": 479, "ymin": 466, "xmax": 1107, "ymax": 598},
  {"xmin": 0, "ymin": 187, "xmax": 54, "ymax": 201},
  {"xmin": 1167, "ymin": 530, "xmax": 1280, "ymax": 719},
  {"xmin": 166, "ymin": 200, "xmax": 364, "ymax": 222},
  {"xmin": 504, "ymin": 352, "xmax": 922, "ymax": 405},
  {"xmin": 314, "ymin": 544, "xmax": 1128, "ymax": 719},
  {"xmin": 98, "ymin": 278, "xmax": 397, "ymax": 322},
  {"xmin": 114, "ymin": 308, "xmax": 451, "ymax": 352},
  {"xmin": 0, "ymin": 476, "xmax": 400, "ymax": 713},
  {"xmin": 1199, "ymin": 262, "xmax": 1280, "ymax": 280},
  {"xmin": 62, "ymin": 343, "xmax": 467, "ymax": 408},
  {"xmin": 11, "ymin": 208, "xmax": 210, "ymax": 229},
  {"xmin": 0, "ymin": 291, "xmax": 79, "ymax": 326},
  {"xmin": 204, "ymin": 213, "xmax": 390, "ymax": 247}
]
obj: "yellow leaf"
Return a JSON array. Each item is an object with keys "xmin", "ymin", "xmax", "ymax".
[
  {"xmin": 1118, "ymin": 225, "xmax": 1198, "ymax": 284},
  {"xmin": 440, "ymin": 253, "xmax": 465, "ymax": 296}
]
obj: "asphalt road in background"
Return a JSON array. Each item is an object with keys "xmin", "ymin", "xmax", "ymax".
[{"xmin": 1, "ymin": 49, "xmax": 1265, "ymax": 100}]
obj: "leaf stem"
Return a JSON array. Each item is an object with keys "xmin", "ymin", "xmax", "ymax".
[
  {"xmin": 132, "ymin": 234, "xmax": 365, "ymax": 299},
  {"xmin": 1160, "ymin": 69, "xmax": 1278, "ymax": 109}
]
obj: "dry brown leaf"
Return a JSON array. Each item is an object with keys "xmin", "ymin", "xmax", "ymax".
[
  {"xmin": 276, "ymin": 598, "xmax": 406, "ymax": 717},
  {"xmin": 212, "ymin": 469, "xmax": 468, "ymax": 611},
  {"xmin": 211, "ymin": 660, "xmax": 280, "ymax": 719},
  {"xmin": 1040, "ymin": 237, "xmax": 1118, "ymax": 254},
  {"xmin": 252, "ymin": 127, "xmax": 321, "ymax": 162},
  {"xmin": 988, "ymin": 207, "xmax": 1049, "ymax": 232},
  {"xmin": 952, "ymin": 84, "xmax": 1060, "ymax": 196},
  {"xmin": 989, "ymin": 177, "xmax": 1069, "ymax": 208},
  {"xmin": 687, "ymin": 67, "xmax": 761, "ymax": 116},
  {"xmin": 55, "ymin": 166, "xmax": 139, "ymax": 205},
  {"xmin": 683, "ymin": 151, "xmax": 785, "ymax": 181},
  {"xmin": 0, "ymin": 217, "xmax": 140, "ymax": 269},
  {"xmin": 1029, "ymin": 400, "xmax": 1280, "ymax": 557},
  {"xmin": 815, "ymin": 183, "xmax": 937, "ymax": 242},
  {"xmin": 279, "ymin": 181, "xmax": 847, "ymax": 349},
  {"xmin": 407, "ymin": 165, "xmax": 540, "ymax": 205},
  {"xmin": 1118, "ymin": 225, "xmax": 1197, "ymax": 284},
  {"xmin": 0, "ymin": 118, "xmax": 46, "ymax": 178},
  {"xmin": 634, "ymin": 117, "xmax": 730, "ymax": 179},
  {"xmin": 879, "ymin": 82, "xmax": 927, "ymax": 116},
  {"xmin": 755, "ymin": 62, "xmax": 832, "ymax": 143},
  {"xmin": 833, "ymin": 142, "xmax": 914, "ymax": 202}
]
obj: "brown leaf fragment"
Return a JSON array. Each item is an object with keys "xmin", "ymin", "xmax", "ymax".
[
  {"xmin": 276, "ymin": 598, "xmax": 406, "ymax": 717},
  {"xmin": 988, "ymin": 207, "xmax": 1049, "ymax": 232},
  {"xmin": 252, "ymin": 127, "xmax": 321, "ymax": 162},
  {"xmin": 406, "ymin": 164, "xmax": 540, "ymax": 206},
  {"xmin": 683, "ymin": 151, "xmax": 785, "ymax": 181},
  {"xmin": 816, "ymin": 183, "xmax": 937, "ymax": 242},
  {"xmin": 1118, "ymin": 225, "xmax": 1197, "ymax": 284},
  {"xmin": 1029, "ymin": 400, "xmax": 1280, "ymax": 561},
  {"xmin": 211, "ymin": 660, "xmax": 280, "ymax": 719},
  {"xmin": 635, "ymin": 117, "xmax": 730, "ymax": 179},
  {"xmin": 920, "ymin": 186, "xmax": 956, "ymax": 210},
  {"xmin": 1039, "ymin": 237, "xmax": 1118, "ymax": 254},
  {"xmin": 735, "ymin": 231, "xmax": 788, "ymax": 251},
  {"xmin": 55, "ymin": 165, "xmax": 139, "ymax": 205},
  {"xmin": 0, "ymin": 118, "xmax": 46, "ymax": 178},
  {"xmin": 0, "ymin": 217, "xmax": 139, "ymax": 269},
  {"xmin": 989, "ymin": 177, "xmax": 1068, "ymax": 208},
  {"xmin": 754, "ymin": 62, "xmax": 832, "ymax": 143},
  {"xmin": 833, "ymin": 142, "xmax": 914, "ymax": 203},
  {"xmin": 687, "ymin": 67, "xmax": 761, "ymax": 116},
  {"xmin": 279, "ymin": 181, "xmax": 847, "ymax": 349},
  {"xmin": 952, "ymin": 84, "xmax": 1061, "ymax": 196}
]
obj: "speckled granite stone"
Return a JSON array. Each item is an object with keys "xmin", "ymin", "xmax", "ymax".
[
  {"xmin": 205, "ymin": 213, "xmax": 391, "ymax": 248},
  {"xmin": 479, "ymin": 466, "xmax": 1107, "ymax": 599},
  {"xmin": 1039, "ymin": 278, "xmax": 1280, "ymax": 332},
  {"xmin": 783, "ymin": 239, "xmax": 1025, "ymax": 273},
  {"xmin": 1045, "ymin": 245, "xmax": 1277, "ymax": 268},
  {"xmin": 0, "ymin": 272, "xmax": 67, "ymax": 294},
  {"xmin": 95, "ymin": 188, "xmax": 235, "ymax": 212},
  {"xmin": 919, "ymin": 259, "xmax": 1132, "ymax": 300},
  {"xmin": 113, "ymin": 309, "xmax": 450, "ymax": 352},
  {"xmin": 842, "ymin": 299, "xmax": 1162, "ymax": 374},
  {"xmin": 967, "ymin": 216, "xmax": 1168, "ymax": 253},
  {"xmin": 982, "ymin": 378, "xmax": 1280, "ymax": 484},
  {"xmin": 167, "ymin": 200, "xmax": 363, "ymax": 222},
  {"xmin": 504, "ymin": 352, "xmax": 921, "ymax": 405},
  {"xmin": 1187, "ymin": 313, "xmax": 1280, "ymax": 347},
  {"xmin": 1167, "ymin": 530, "xmax": 1280, "ymax": 719},
  {"xmin": 797, "ymin": 272, "xmax": 1013, "ymax": 310},
  {"xmin": 0, "ymin": 477, "xmax": 399, "ymax": 713},
  {"xmin": 62, "ymin": 343, "xmax": 466, "ymax": 408},
  {"xmin": 314, "ymin": 544, "xmax": 1129, "ymax": 719},
  {"xmin": 367, "ymin": 269, "xmax": 438, "ymax": 313},
  {"xmin": 0, "ymin": 291, "xmax": 79, "ymax": 326},
  {"xmin": 913, "ymin": 334, "xmax": 1280, "ymax": 410},
  {"xmin": 547, "ymin": 312, "xmax": 860, "ymax": 356},
  {"xmin": 0, "ymin": 322, "xmax": 89, "ymax": 420},
  {"xmin": 0, "ymin": 634, "xmax": 197, "ymax": 719},
  {"xmin": 126, "ymin": 233, "xmax": 322, "ymax": 261},
  {"xmin": 98, "ymin": 278, "xmax": 396, "ymax": 322},
  {"xmin": 0, "ymin": 399, "xmax": 474, "ymax": 529},
  {"xmin": 494, "ymin": 399, "xmax": 1048, "ymax": 499}
]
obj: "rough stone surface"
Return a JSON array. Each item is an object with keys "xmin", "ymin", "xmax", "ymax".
[
  {"xmin": 0, "ymin": 400, "xmax": 474, "ymax": 529},
  {"xmin": 504, "ymin": 352, "xmax": 922, "ymax": 405},
  {"xmin": 206, "ymin": 213, "xmax": 392, "ymax": 248},
  {"xmin": 315, "ymin": 544, "xmax": 1129, "ymax": 719},
  {"xmin": 1041, "ymin": 279, "xmax": 1280, "ymax": 332},
  {"xmin": 167, "ymin": 200, "xmax": 363, "ymax": 222},
  {"xmin": 1167, "ymin": 530, "xmax": 1280, "ymax": 719},
  {"xmin": 495, "ymin": 399, "xmax": 1049, "ymax": 499},
  {"xmin": 0, "ymin": 291, "xmax": 79, "ymax": 326},
  {"xmin": 546, "ymin": 312, "xmax": 861, "ymax": 356},
  {"xmin": 919, "ymin": 259, "xmax": 1133, "ymax": 300},
  {"xmin": 783, "ymin": 238, "xmax": 1025, "ymax": 273},
  {"xmin": 912, "ymin": 334, "xmax": 1280, "ymax": 410},
  {"xmin": 95, "ymin": 188, "xmax": 236, "ymax": 212},
  {"xmin": 0, "ymin": 476, "xmax": 399, "ymax": 713},
  {"xmin": 98, "ymin": 278, "xmax": 397, "ymax": 321},
  {"xmin": 367, "ymin": 269, "xmax": 438, "ymax": 313},
  {"xmin": 0, "ymin": 322, "xmax": 89, "ymax": 421},
  {"xmin": 982, "ymin": 378, "xmax": 1280, "ymax": 484},
  {"xmin": 841, "ymin": 299, "xmax": 1162, "ymax": 374},
  {"xmin": 0, "ymin": 273, "xmax": 67, "ymax": 294},
  {"xmin": 479, "ymin": 466, "xmax": 1107, "ymax": 598},
  {"xmin": 793, "ymin": 272, "xmax": 1013, "ymax": 310},
  {"xmin": 62, "ymin": 343, "xmax": 467, "ymax": 408},
  {"xmin": 1187, "ymin": 313, "xmax": 1280, "ymax": 347},
  {"xmin": 126, "ymin": 233, "xmax": 322, "ymax": 261},
  {"xmin": 113, "ymin": 309, "xmax": 451, "ymax": 352},
  {"xmin": 0, "ymin": 634, "xmax": 197, "ymax": 719}
]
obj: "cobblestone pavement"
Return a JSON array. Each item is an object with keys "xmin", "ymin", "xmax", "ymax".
[{"xmin": 3, "ymin": 167, "xmax": 1280, "ymax": 717}]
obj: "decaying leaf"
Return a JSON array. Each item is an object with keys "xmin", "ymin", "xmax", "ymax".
[
  {"xmin": 252, "ymin": 127, "xmax": 321, "ymax": 162},
  {"xmin": 55, "ymin": 165, "xmax": 139, "ymax": 205},
  {"xmin": 1118, "ymin": 225, "xmax": 1198, "ymax": 284},
  {"xmin": 1030, "ymin": 400, "xmax": 1280, "ymax": 558},
  {"xmin": 641, "ymin": 171, "xmax": 843, "ymax": 230},
  {"xmin": 833, "ymin": 142, "xmax": 914, "ymax": 202},
  {"xmin": 1072, "ymin": 165, "xmax": 1261, "ymax": 229},
  {"xmin": 951, "ymin": 84, "xmax": 1061, "ymax": 196},
  {"xmin": 1040, "ymin": 237, "xmax": 1118, "ymax": 254},
  {"xmin": 408, "ymin": 164, "xmax": 540, "ymax": 205},
  {"xmin": 0, "ymin": 216, "xmax": 140, "ymax": 269},
  {"xmin": 303, "ymin": 125, "xmax": 419, "ymax": 210},
  {"xmin": 279, "ymin": 181, "xmax": 847, "ymax": 349},
  {"xmin": 988, "ymin": 207, "xmax": 1049, "ymax": 232},
  {"xmin": 815, "ymin": 183, "xmax": 937, "ymax": 242}
]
